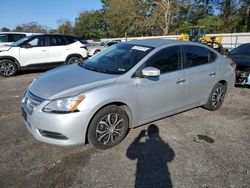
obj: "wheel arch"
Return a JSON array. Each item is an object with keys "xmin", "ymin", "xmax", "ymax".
[
  {"xmin": 65, "ymin": 54, "xmax": 85, "ymax": 63},
  {"xmin": 218, "ymin": 80, "xmax": 228, "ymax": 87},
  {"xmin": 0, "ymin": 56, "xmax": 21, "ymax": 71},
  {"xmin": 85, "ymin": 101, "xmax": 133, "ymax": 144}
]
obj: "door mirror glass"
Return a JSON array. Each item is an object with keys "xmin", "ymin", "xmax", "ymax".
[
  {"xmin": 21, "ymin": 43, "xmax": 32, "ymax": 48},
  {"xmin": 142, "ymin": 67, "xmax": 160, "ymax": 77}
]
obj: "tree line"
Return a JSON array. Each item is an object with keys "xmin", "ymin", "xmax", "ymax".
[{"xmin": 1, "ymin": 0, "xmax": 250, "ymax": 39}]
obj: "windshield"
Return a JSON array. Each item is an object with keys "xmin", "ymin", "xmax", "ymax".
[
  {"xmin": 230, "ymin": 44, "xmax": 250, "ymax": 55},
  {"xmin": 11, "ymin": 36, "xmax": 33, "ymax": 47},
  {"xmin": 0, "ymin": 34, "xmax": 8, "ymax": 43},
  {"xmin": 80, "ymin": 43, "xmax": 154, "ymax": 75}
]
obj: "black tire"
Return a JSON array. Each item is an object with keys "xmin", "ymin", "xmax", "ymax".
[
  {"xmin": 203, "ymin": 83, "xmax": 227, "ymax": 111},
  {"xmin": 94, "ymin": 50, "xmax": 100, "ymax": 55},
  {"xmin": 66, "ymin": 56, "xmax": 82, "ymax": 65},
  {"xmin": 88, "ymin": 105, "xmax": 129, "ymax": 149},
  {"xmin": 0, "ymin": 59, "xmax": 18, "ymax": 77}
]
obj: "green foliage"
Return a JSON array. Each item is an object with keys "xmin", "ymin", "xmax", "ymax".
[
  {"xmin": 3, "ymin": 0, "xmax": 250, "ymax": 38},
  {"xmin": 13, "ymin": 22, "xmax": 48, "ymax": 33},
  {"xmin": 73, "ymin": 10, "xmax": 107, "ymax": 39},
  {"xmin": 1, "ymin": 27, "xmax": 11, "ymax": 32},
  {"xmin": 57, "ymin": 20, "xmax": 73, "ymax": 35}
]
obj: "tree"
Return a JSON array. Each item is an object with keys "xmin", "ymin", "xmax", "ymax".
[
  {"xmin": 57, "ymin": 20, "xmax": 73, "ymax": 35},
  {"xmin": 1, "ymin": 27, "xmax": 11, "ymax": 32},
  {"xmin": 13, "ymin": 22, "xmax": 48, "ymax": 33},
  {"xmin": 74, "ymin": 10, "xmax": 107, "ymax": 39}
]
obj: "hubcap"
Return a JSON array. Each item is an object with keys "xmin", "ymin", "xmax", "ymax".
[
  {"xmin": 0, "ymin": 62, "xmax": 15, "ymax": 76},
  {"xmin": 68, "ymin": 57, "xmax": 81, "ymax": 64},
  {"xmin": 212, "ymin": 87, "xmax": 224, "ymax": 107},
  {"xmin": 96, "ymin": 113, "xmax": 124, "ymax": 145}
]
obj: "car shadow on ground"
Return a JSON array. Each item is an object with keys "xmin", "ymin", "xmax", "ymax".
[{"xmin": 126, "ymin": 124, "xmax": 175, "ymax": 188}]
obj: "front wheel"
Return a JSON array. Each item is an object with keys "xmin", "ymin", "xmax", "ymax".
[
  {"xmin": 88, "ymin": 105, "xmax": 129, "ymax": 149},
  {"xmin": 203, "ymin": 83, "xmax": 227, "ymax": 111},
  {"xmin": 0, "ymin": 59, "xmax": 17, "ymax": 77}
]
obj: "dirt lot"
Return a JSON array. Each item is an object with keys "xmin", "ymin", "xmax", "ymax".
[{"xmin": 0, "ymin": 71, "xmax": 249, "ymax": 188}]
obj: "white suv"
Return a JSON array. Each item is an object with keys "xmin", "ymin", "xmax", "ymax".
[
  {"xmin": 0, "ymin": 32, "xmax": 40, "ymax": 46},
  {"xmin": 0, "ymin": 34, "xmax": 88, "ymax": 77}
]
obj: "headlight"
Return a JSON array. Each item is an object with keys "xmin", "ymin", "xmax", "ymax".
[{"xmin": 43, "ymin": 96, "xmax": 85, "ymax": 113}]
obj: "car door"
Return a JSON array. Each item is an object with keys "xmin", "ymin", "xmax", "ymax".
[
  {"xmin": 20, "ymin": 36, "xmax": 49, "ymax": 66},
  {"xmin": 136, "ymin": 46, "xmax": 188, "ymax": 121},
  {"xmin": 183, "ymin": 45, "xmax": 217, "ymax": 106},
  {"xmin": 48, "ymin": 35, "xmax": 68, "ymax": 63}
]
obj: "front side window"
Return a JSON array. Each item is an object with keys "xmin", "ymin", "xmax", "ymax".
[
  {"xmin": 144, "ymin": 46, "xmax": 182, "ymax": 74},
  {"xmin": 25, "ymin": 36, "xmax": 48, "ymax": 47},
  {"xmin": 80, "ymin": 43, "xmax": 154, "ymax": 75},
  {"xmin": 184, "ymin": 45, "xmax": 209, "ymax": 67},
  {"xmin": 0, "ymin": 34, "xmax": 8, "ymax": 42}
]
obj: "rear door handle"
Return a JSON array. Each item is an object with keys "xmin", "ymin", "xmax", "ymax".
[
  {"xmin": 42, "ymin": 50, "xmax": 47, "ymax": 52},
  {"xmin": 176, "ymin": 79, "xmax": 186, "ymax": 84},
  {"xmin": 209, "ymin": 72, "xmax": 216, "ymax": 77}
]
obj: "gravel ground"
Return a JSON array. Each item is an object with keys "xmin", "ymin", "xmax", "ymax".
[{"xmin": 0, "ymin": 71, "xmax": 249, "ymax": 188}]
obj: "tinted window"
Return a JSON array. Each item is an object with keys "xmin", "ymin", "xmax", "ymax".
[
  {"xmin": 145, "ymin": 46, "xmax": 182, "ymax": 74},
  {"xmin": 65, "ymin": 36, "xmax": 77, "ymax": 44},
  {"xmin": 106, "ymin": 42, "xmax": 117, "ymax": 47},
  {"xmin": 184, "ymin": 46, "xmax": 209, "ymax": 67},
  {"xmin": 8, "ymin": 34, "xmax": 26, "ymax": 42},
  {"xmin": 209, "ymin": 50, "xmax": 217, "ymax": 62},
  {"xmin": 25, "ymin": 36, "xmax": 48, "ymax": 47},
  {"xmin": 0, "ymin": 34, "xmax": 8, "ymax": 42},
  {"xmin": 231, "ymin": 44, "xmax": 250, "ymax": 55},
  {"xmin": 80, "ymin": 44, "xmax": 154, "ymax": 75},
  {"xmin": 49, "ymin": 36, "xmax": 67, "ymax": 46}
]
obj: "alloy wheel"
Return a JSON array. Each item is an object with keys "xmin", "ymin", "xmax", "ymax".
[
  {"xmin": 0, "ymin": 62, "xmax": 15, "ymax": 76},
  {"xmin": 211, "ymin": 87, "xmax": 224, "ymax": 107},
  {"xmin": 96, "ymin": 113, "xmax": 124, "ymax": 145}
]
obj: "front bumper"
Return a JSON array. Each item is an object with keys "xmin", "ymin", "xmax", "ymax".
[{"xmin": 21, "ymin": 99, "xmax": 92, "ymax": 146}]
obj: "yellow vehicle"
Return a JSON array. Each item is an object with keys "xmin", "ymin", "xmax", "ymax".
[{"xmin": 177, "ymin": 27, "xmax": 223, "ymax": 44}]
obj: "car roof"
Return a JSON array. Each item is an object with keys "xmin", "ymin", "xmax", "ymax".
[{"xmin": 126, "ymin": 38, "xmax": 202, "ymax": 48}]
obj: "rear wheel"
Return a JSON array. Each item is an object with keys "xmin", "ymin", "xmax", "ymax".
[
  {"xmin": 203, "ymin": 83, "xmax": 227, "ymax": 111},
  {"xmin": 66, "ymin": 56, "xmax": 82, "ymax": 65},
  {"xmin": 0, "ymin": 59, "xmax": 17, "ymax": 77},
  {"xmin": 94, "ymin": 50, "xmax": 100, "ymax": 55},
  {"xmin": 88, "ymin": 105, "xmax": 129, "ymax": 149}
]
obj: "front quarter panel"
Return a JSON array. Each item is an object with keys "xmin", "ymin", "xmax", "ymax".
[{"xmin": 77, "ymin": 78, "xmax": 139, "ymax": 127}]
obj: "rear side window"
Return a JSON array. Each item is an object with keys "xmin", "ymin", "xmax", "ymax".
[
  {"xmin": 8, "ymin": 34, "xmax": 26, "ymax": 42},
  {"xmin": 65, "ymin": 36, "xmax": 77, "ymax": 44},
  {"xmin": 145, "ymin": 46, "xmax": 182, "ymax": 74},
  {"xmin": 184, "ymin": 46, "xmax": 209, "ymax": 67},
  {"xmin": 49, "ymin": 36, "xmax": 67, "ymax": 46}
]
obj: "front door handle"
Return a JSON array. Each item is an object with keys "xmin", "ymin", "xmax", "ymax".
[
  {"xmin": 41, "ymin": 50, "xmax": 47, "ymax": 52},
  {"xmin": 209, "ymin": 72, "xmax": 216, "ymax": 77},
  {"xmin": 176, "ymin": 79, "xmax": 186, "ymax": 84}
]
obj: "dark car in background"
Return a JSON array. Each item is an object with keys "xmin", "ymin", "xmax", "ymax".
[{"xmin": 229, "ymin": 43, "xmax": 250, "ymax": 86}]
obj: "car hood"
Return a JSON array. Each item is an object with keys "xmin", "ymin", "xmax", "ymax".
[
  {"xmin": 229, "ymin": 55, "xmax": 250, "ymax": 71},
  {"xmin": 0, "ymin": 45, "xmax": 11, "ymax": 52},
  {"xmin": 28, "ymin": 64, "xmax": 118, "ymax": 100}
]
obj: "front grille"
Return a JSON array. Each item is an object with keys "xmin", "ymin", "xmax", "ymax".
[{"xmin": 24, "ymin": 91, "xmax": 44, "ymax": 114}]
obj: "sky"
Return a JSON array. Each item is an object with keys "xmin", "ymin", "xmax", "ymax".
[{"xmin": 0, "ymin": 0, "xmax": 103, "ymax": 30}]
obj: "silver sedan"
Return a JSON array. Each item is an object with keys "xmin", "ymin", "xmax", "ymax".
[{"xmin": 22, "ymin": 39, "xmax": 235, "ymax": 149}]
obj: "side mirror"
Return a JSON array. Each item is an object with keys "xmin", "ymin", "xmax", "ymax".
[
  {"xmin": 21, "ymin": 44, "xmax": 32, "ymax": 49},
  {"xmin": 142, "ymin": 67, "xmax": 160, "ymax": 77}
]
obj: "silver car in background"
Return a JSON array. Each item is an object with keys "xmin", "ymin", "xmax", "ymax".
[{"xmin": 22, "ymin": 39, "xmax": 235, "ymax": 149}]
